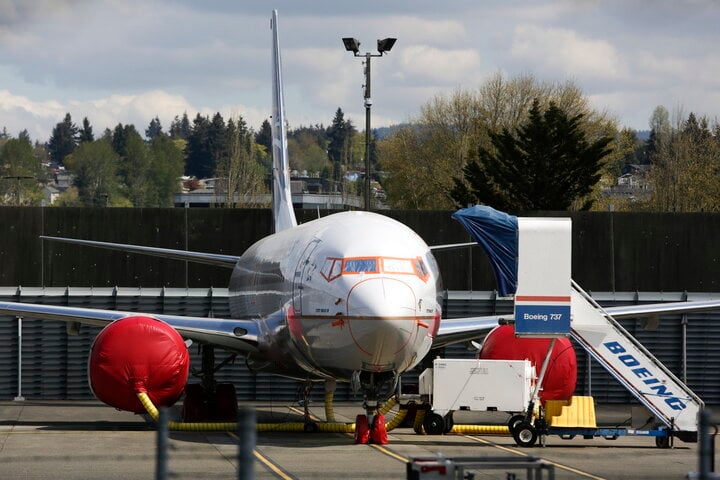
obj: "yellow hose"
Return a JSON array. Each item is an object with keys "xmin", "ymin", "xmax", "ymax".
[
  {"xmin": 139, "ymin": 392, "xmax": 510, "ymax": 436},
  {"xmin": 137, "ymin": 391, "xmax": 241, "ymax": 431},
  {"xmin": 138, "ymin": 392, "xmax": 400, "ymax": 433},
  {"xmin": 450, "ymin": 425, "xmax": 509, "ymax": 435},
  {"xmin": 413, "ymin": 408, "xmax": 426, "ymax": 434},
  {"xmin": 377, "ymin": 396, "xmax": 398, "ymax": 416},
  {"xmin": 324, "ymin": 390, "xmax": 336, "ymax": 423},
  {"xmin": 384, "ymin": 407, "xmax": 407, "ymax": 431}
]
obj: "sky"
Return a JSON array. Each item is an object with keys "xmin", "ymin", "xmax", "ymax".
[{"xmin": 1, "ymin": 0, "xmax": 719, "ymax": 143}]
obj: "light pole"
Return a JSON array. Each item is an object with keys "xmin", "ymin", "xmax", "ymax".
[{"xmin": 342, "ymin": 36, "xmax": 396, "ymax": 210}]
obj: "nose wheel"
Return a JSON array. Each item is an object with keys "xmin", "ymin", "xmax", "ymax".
[{"xmin": 511, "ymin": 421, "xmax": 539, "ymax": 447}]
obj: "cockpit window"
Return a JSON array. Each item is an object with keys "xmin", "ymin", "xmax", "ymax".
[
  {"xmin": 383, "ymin": 258, "xmax": 414, "ymax": 274},
  {"xmin": 320, "ymin": 256, "xmax": 430, "ymax": 282},
  {"xmin": 413, "ymin": 258, "xmax": 429, "ymax": 280},
  {"xmin": 320, "ymin": 258, "xmax": 342, "ymax": 281},
  {"xmin": 343, "ymin": 258, "xmax": 378, "ymax": 273}
]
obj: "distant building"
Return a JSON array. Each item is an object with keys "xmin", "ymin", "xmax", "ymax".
[
  {"xmin": 174, "ymin": 173, "xmax": 365, "ymax": 209},
  {"xmin": 602, "ymin": 164, "xmax": 652, "ymax": 204}
]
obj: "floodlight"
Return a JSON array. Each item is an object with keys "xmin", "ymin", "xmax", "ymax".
[
  {"xmin": 377, "ymin": 38, "xmax": 396, "ymax": 54},
  {"xmin": 342, "ymin": 37, "xmax": 361, "ymax": 54}
]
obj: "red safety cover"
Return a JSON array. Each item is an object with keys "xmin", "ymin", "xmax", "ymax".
[
  {"xmin": 88, "ymin": 316, "xmax": 189, "ymax": 413},
  {"xmin": 479, "ymin": 324, "xmax": 577, "ymax": 402}
]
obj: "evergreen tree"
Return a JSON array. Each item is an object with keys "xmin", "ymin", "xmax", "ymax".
[
  {"xmin": 327, "ymin": 108, "xmax": 349, "ymax": 184},
  {"xmin": 48, "ymin": 113, "xmax": 79, "ymax": 165},
  {"xmin": 452, "ymin": 99, "xmax": 613, "ymax": 211},
  {"xmin": 207, "ymin": 112, "xmax": 227, "ymax": 177},
  {"xmin": 146, "ymin": 116, "xmax": 164, "ymax": 140},
  {"xmin": 185, "ymin": 114, "xmax": 211, "ymax": 178},
  {"xmin": 78, "ymin": 117, "xmax": 94, "ymax": 143},
  {"xmin": 169, "ymin": 112, "xmax": 191, "ymax": 140},
  {"xmin": 18, "ymin": 129, "xmax": 31, "ymax": 144},
  {"xmin": 255, "ymin": 119, "xmax": 272, "ymax": 152}
]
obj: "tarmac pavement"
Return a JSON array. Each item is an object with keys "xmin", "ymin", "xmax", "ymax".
[{"xmin": 0, "ymin": 400, "xmax": 717, "ymax": 479}]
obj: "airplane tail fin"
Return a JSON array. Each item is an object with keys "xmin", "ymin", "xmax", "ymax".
[{"xmin": 270, "ymin": 10, "xmax": 297, "ymax": 232}]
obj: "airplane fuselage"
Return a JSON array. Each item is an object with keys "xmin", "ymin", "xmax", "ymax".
[{"xmin": 228, "ymin": 211, "xmax": 442, "ymax": 382}]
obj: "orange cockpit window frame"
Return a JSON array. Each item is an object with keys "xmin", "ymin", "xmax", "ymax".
[
  {"xmin": 320, "ymin": 256, "xmax": 430, "ymax": 283},
  {"xmin": 320, "ymin": 257, "xmax": 343, "ymax": 281}
]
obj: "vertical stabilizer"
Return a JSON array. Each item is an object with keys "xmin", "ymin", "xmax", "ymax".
[{"xmin": 270, "ymin": 10, "xmax": 297, "ymax": 232}]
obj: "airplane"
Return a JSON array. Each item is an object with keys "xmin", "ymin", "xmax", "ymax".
[{"xmin": 2, "ymin": 10, "xmax": 720, "ymax": 444}]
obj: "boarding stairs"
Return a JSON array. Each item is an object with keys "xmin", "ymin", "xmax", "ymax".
[{"xmin": 570, "ymin": 280, "xmax": 703, "ymax": 435}]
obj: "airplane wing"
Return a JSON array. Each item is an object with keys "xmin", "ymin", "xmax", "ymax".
[
  {"xmin": 40, "ymin": 236, "xmax": 241, "ymax": 268},
  {"xmin": 605, "ymin": 299, "xmax": 720, "ymax": 319},
  {"xmin": 0, "ymin": 301, "xmax": 259, "ymax": 353},
  {"xmin": 433, "ymin": 297, "xmax": 720, "ymax": 349},
  {"xmin": 429, "ymin": 242, "xmax": 477, "ymax": 252}
]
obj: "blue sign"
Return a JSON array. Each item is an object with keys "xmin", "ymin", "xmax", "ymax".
[{"xmin": 515, "ymin": 304, "xmax": 571, "ymax": 336}]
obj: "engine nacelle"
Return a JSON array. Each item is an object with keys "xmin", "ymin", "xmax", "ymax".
[
  {"xmin": 88, "ymin": 316, "xmax": 189, "ymax": 413},
  {"xmin": 479, "ymin": 324, "xmax": 577, "ymax": 402}
]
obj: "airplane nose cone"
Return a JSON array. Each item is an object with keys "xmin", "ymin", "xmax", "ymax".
[{"xmin": 346, "ymin": 278, "xmax": 417, "ymax": 367}]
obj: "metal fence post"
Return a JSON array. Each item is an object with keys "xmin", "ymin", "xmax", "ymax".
[
  {"xmin": 237, "ymin": 406, "xmax": 256, "ymax": 480},
  {"xmin": 156, "ymin": 407, "xmax": 169, "ymax": 480},
  {"xmin": 14, "ymin": 316, "xmax": 24, "ymax": 401}
]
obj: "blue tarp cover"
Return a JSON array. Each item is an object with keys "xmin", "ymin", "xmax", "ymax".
[{"xmin": 452, "ymin": 206, "xmax": 518, "ymax": 296}]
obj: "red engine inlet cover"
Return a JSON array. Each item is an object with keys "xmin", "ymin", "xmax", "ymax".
[
  {"xmin": 88, "ymin": 316, "xmax": 189, "ymax": 413},
  {"xmin": 479, "ymin": 324, "xmax": 577, "ymax": 402}
]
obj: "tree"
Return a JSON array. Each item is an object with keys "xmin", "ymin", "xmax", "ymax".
[
  {"xmin": 147, "ymin": 135, "xmax": 184, "ymax": 207},
  {"xmin": 169, "ymin": 113, "xmax": 191, "ymax": 140},
  {"xmin": 78, "ymin": 117, "xmax": 94, "ymax": 143},
  {"xmin": 327, "ymin": 108, "xmax": 352, "ymax": 184},
  {"xmin": 379, "ymin": 73, "xmax": 616, "ymax": 209},
  {"xmin": 47, "ymin": 113, "xmax": 78, "ymax": 165},
  {"xmin": 0, "ymin": 136, "xmax": 43, "ymax": 205},
  {"xmin": 207, "ymin": 112, "xmax": 227, "ymax": 177},
  {"xmin": 452, "ymin": 99, "xmax": 613, "ymax": 211},
  {"xmin": 120, "ymin": 127, "xmax": 151, "ymax": 206},
  {"xmin": 255, "ymin": 119, "xmax": 272, "ymax": 152},
  {"xmin": 215, "ymin": 116, "xmax": 267, "ymax": 207},
  {"xmin": 185, "ymin": 114, "xmax": 211, "ymax": 178},
  {"xmin": 644, "ymin": 111, "xmax": 720, "ymax": 212},
  {"xmin": 287, "ymin": 129, "xmax": 329, "ymax": 174},
  {"xmin": 145, "ymin": 116, "xmax": 164, "ymax": 140},
  {"xmin": 64, "ymin": 140, "xmax": 128, "ymax": 207}
]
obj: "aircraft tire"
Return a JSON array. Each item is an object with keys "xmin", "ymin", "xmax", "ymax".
[
  {"xmin": 508, "ymin": 414, "xmax": 526, "ymax": 430},
  {"xmin": 511, "ymin": 421, "xmax": 538, "ymax": 447}
]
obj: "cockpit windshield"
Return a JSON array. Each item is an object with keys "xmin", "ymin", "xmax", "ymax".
[{"xmin": 320, "ymin": 256, "xmax": 429, "ymax": 282}]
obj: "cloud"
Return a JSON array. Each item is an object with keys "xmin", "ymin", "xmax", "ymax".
[
  {"xmin": 0, "ymin": 89, "xmax": 270, "ymax": 142},
  {"xmin": 398, "ymin": 45, "xmax": 482, "ymax": 85},
  {"xmin": 510, "ymin": 24, "xmax": 627, "ymax": 81}
]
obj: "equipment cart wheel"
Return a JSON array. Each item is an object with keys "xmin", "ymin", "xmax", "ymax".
[
  {"xmin": 511, "ymin": 421, "xmax": 539, "ymax": 447},
  {"xmin": 443, "ymin": 413, "xmax": 454, "ymax": 434},
  {"xmin": 423, "ymin": 412, "xmax": 447, "ymax": 435},
  {"xmin": 655, "ymin": 434, "xmax": 671, "ymax": 449}
]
